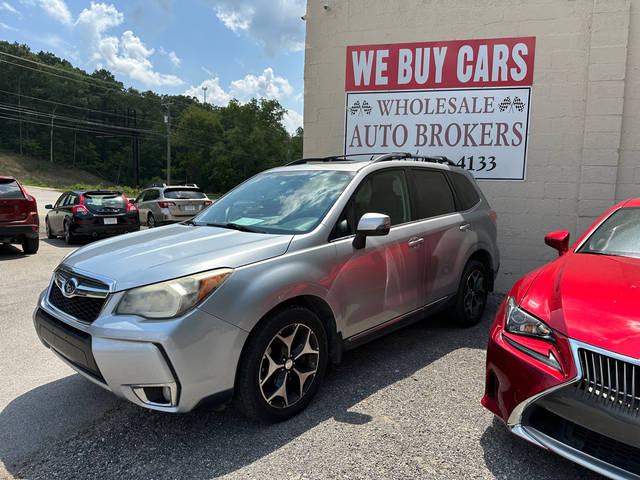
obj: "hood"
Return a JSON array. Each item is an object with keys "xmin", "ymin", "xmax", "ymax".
[
  {"xmin": 62, "ymin": 224, "xmax": 293, "ymax": 291},
  {"xmin": 520, "ymin": 253, "xmax": 640, "ymax": 359}
]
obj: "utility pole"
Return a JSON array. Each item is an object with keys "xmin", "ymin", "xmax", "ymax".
[
  {"xmin": 162, "ymin": 101, "xmax": 172, "ymax": 185},
  {"xmin": 202, "ymin": 86, "xmax": 208, "ymax": 104},
  {"xmin": 50, "ymin": 104, "xmax": 57, "ymax": 163},
  {"xmin": 18, "ymin": 77, "xmax": 22, "ymax": 156}
]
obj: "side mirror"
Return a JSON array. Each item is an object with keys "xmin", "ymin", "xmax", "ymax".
[
  {"xmin": 45, "ymin": 204, "xmax": 53, "ymax": 209},
  {"xmin": 545, "ymin": 230, "xmax": 570, "ymax": 256},
  {"xmin": 129, "ymin": 198, "xmax": 137, "ymax": 204},
  {"xmin": 353, "ymin": 213, "xmax": 391, "ymax": 249}
]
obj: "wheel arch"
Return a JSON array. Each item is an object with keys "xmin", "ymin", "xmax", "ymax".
[
  {"xmin": 466, "ymin": 249, "xmax": 494, "ymax": 291},
  {"xmin": 233, "ymin": 294, "xmax": 342, "ymax": 391}
]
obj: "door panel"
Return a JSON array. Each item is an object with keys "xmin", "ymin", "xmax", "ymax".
[
  {"xmin": 330, "ymin": 222, "xmax": 426, "ymax": 339},
  {"xmin": 327, "ymin": 168, "xmax": 425, "ymax": 339}
]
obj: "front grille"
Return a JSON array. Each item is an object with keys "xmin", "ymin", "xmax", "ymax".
[
  {"xmin": 48, "ymin": 282, "xmax": 107, "ymax": 323},
  {"xmin": 55, "ymin": 269, "xmax": 107, "ymax": 290},
  {"xmin": 528, "ymin": 407, "xmax": 640, "ymax": 475},
  {"xmin": 577, "ymin": 348, "xmax": 640, "ymax": 416}
]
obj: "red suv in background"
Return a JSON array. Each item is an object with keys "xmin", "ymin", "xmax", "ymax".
[{"xmin": 0, "ymin": 176, "xmax": 39, "ymax": 254}]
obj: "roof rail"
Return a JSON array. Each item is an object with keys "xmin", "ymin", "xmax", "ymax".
[
  {"xmin": 148, "ymin": 183, "xmax": 166, "ymax": 188},
  {"xmin": 372, "ymin": 153, "xmax": 458, "ymax": 167},
  {"xmin": 286, "ymin": 152, "xmax": 459, "ymax": 167},
  {"xmin": 285, "ymin": 152, "xmax": 393, "ymax": 166}
]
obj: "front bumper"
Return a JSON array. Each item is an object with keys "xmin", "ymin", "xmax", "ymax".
[
  {"xmin": 482, "ymin": 301, "xmax": 640, "ymax": 479},
  {"xmin": 33, "ymin": 279, "xmax": 248, "ymax": 412}
]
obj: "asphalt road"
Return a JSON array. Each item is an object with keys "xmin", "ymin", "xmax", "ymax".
[{"xmin": 0, "ymin": 187, "xmax": 601, "ymax": 479}]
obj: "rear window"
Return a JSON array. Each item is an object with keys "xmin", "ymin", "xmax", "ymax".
[
  {"xmin": 164, "ymin": 188, "xmax": 206, "ymax": 199},
  {"xmin": 84, "ymin": 193, "xmax": 127, "ymax": 211},
  {"xmin": 0, "ymin": 179, "xmax": 24, "ymax": 199},
  {"xmin": 449, "ymin": 173, "xmax": 480, "ymax": 211},
  {"xmin": 410, "ymin": 169, "xmax": 456, "ymax": 219}
]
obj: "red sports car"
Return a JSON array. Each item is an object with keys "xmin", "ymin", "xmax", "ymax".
[{"xmin": 482, "ymin": 198, "xmax": 640, "ymax": 479}]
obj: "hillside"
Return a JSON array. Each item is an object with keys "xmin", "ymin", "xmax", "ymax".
[{"xmin": 0, "ymin": 150, "xmax": 109, "ymax": 188}]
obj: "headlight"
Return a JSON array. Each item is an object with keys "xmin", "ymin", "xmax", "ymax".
[
  {"xmin": 116, "ymin": 268, "xmax": 233, "ymax": 319},
  {"xmin": 505, "ymin": 296, "xmax": 554, "ymax": 341}
]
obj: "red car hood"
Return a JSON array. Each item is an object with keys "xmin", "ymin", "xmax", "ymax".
[{"xmin": 520, "ymin": 253, "xmax": 640, "ymax": 360}]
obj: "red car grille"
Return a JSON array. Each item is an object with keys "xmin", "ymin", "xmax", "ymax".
[{"xmin": 577, "ymin": 348, "xmax": 640, "ymax": 416}]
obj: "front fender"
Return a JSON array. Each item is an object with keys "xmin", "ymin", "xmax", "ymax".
[{"xmin": 199, "ymin": 243, "xmax": 339, "ymax": 333}]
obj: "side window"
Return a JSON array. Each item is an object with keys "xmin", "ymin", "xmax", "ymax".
[
  {"xmin": 149, "ymin": 190, "xmax": 160, "ymax": 201},
  {"xmin": 449, "ymin": 172, "xmax": 481, "ymax": 211},
  {"xmin": 54, "ymin": 193, "xmax": 67, "ymax": 208},
  {"xmin": 63, "ymin": 193, "xmax": 76, "ymax": 207},
  {"xmin": 333, "ymin": 169, "xmax": 411, "ymax": 238},
  {"xmin": 410, "ymin": 169, "xmax": 456, "ymax": 220},
  {"xmin": 136, "ymin": 190, "xmax": 148, "ymax": 203}
]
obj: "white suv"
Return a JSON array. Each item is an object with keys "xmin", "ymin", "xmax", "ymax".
[{"xmin": 134, "ymin": 184, "xmax": 212, "ymax": 227}]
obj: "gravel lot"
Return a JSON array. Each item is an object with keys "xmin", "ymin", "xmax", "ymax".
[{"xmin": 0, "ymin": 187, "xmax": 601, "ymax": 479}]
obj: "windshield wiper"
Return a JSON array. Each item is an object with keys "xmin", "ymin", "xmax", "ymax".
[{"xmin": 200, "ymin": 222, "xmax": 266, "ymax": 233}]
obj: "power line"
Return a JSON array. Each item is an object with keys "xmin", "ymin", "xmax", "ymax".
[
  {"xmin": 0, "ymin": 57, "xmax": 124, "ymax": 92},
  {"xmin": 0, "ymin": 50, "xmax": 123, "ymax": 88}
]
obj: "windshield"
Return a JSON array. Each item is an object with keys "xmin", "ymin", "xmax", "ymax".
[
  {"xmin": 578, "ymin": 207, "xmax": 640, "ymax": 259},
  {"xmin": 164, "ymin": 188, "xmax": 206, "ymax": 199},
  {"xmin": 193, "ymin": 170, "xmax": 354, "ymax": 234},
  {"xmin": 84, "ymin": 193, "xmax": 127, "ymax": 212}
]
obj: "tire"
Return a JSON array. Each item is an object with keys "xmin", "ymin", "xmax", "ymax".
[
  {"xmin": 235, "ymin": 305, "xmax": 328, "ymax": 423},
  {"xmin": 22, "ymin": 236, "xmax": 39, "ymax": 254},
  {"xmin": 453, "ymin": 259, "xmax": 488, "ymax": 327},
  {"xmin": 45, "ymin": 219, "xmax": 55, "ymax": 239},
  {"xmin": 147, "ymin": 213, "xmax": 156, "ymax": 228},
  {"xmin": 64, "ymin": 221, "xmax": 76, "ymax": 245}
]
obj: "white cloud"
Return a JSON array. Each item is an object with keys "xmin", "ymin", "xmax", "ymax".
[
  {"xmin": 216, "ymin": 7, "xmax": 251, "ymax": 33},
  {"xmin": 74, "ymin": 2, "xmax": 183, "ymax": 87},
  {"xmin": 205, "ymin": 0, "xmax": 305, "ymax": 55},
  {"xmin": 0, "ymin": 21, "xmax": 19, "ymax": 31},
  {"xmin": 230, "ymin": 67, "xmax": 293, "ymax": 100},
  {"xmin": 1, "ymin": 1, "xmax": 20, "ymax": 15},
  {"xmin": 283, "ymin": 109, "xmax": 303, "ymax": 134},
  {"xmin": 39, "ymin": 0, "xmax": 72, "ymax": 24},
  {"xmin": 201, "ymin": 66, "xmax": 213, "ymax": 76},
  {"xmin": 168, "ymin": 51, "xmax": 181, "ymax": 67},
  {"xmin": 183, "ymin": 77, "xmax": 232, "ymax": 105}
]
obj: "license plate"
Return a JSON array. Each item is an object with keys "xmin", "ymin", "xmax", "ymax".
[
  {"xmin": 103, "ymin": 217, "xmax": 117, "ymax": 225},
  {"xmin": 184, "ymin": 205, "xmax": 196, "ymax": 211}
]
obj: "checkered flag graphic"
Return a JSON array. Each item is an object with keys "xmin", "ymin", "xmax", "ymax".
[{"xmin": 498, "ymin": 97, "xmax": 511, "ymax": 112}]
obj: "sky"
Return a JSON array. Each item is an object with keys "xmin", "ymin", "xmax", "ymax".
[{"xmin": 0, "ymin": 0, "xmax": 306, "ymax": 133}]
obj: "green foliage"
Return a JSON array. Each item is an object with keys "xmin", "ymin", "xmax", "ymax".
[{"xmin": 0, "ymin": 41, "xmax": 303, "ymax": 194}]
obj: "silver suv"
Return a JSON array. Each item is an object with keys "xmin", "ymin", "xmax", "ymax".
[
  {"xmin": 134, "ymin": 184, "xmax": 212, "ymax": 227},
  {"xmin": 33, "ymin": 153, "xmax": 499, "ymax": 422}
]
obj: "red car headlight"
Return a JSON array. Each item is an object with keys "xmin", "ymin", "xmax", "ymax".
[
  {"xmin": 504, "ymin": 296, "xmax": 562, "ymax": 372},
  {"xmin": 505, "ymin": 296, "xmax": 554, "ymax": 341}
]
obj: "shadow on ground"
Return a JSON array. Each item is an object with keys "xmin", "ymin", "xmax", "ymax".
[{"xmin": 0, "ymin": 295, "xmax": 599, "ymax": 479}]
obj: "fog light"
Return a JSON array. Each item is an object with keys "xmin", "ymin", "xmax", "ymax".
[
  {"xmin": 132, "ymin": 382, "xmax": 177, "ymax": 407},
  {"xmin": 162, "ymin": 386, "xmax": 172, "ymax": 403}
]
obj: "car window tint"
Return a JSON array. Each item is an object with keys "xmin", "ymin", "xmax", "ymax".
[
  {"xmin": 164, "ymin": 188, "xmax": 206, "ymax": 199},
  {"xmin": 54, "ymin": 193, "xmax": 67, "ymax": 208},
  {"xmin": 0, "ymin": 179, "xmax": 24, "ymax": 199},
  {"xmin": 334, "ymin": 169, "xmax": 410, "ymax": 238},
  {"xmin": 135, "ymin": 191, "xmax": 147, "ymax": 203},
  {"xmin": 149, "ymin": 190, "xmax": 160, "ymax": 200},
  {"xmin": 449, "ymin": 172, "xmax": 480, "ymax": 211},
  {"xmin": 410, "ymin": 169, "xmax": 455, "ymax": 219}
]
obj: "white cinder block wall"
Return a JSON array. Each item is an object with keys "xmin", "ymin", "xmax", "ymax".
[{"xmin": 302, "ymin": 0, "xmax": 640, "ymax": 292}]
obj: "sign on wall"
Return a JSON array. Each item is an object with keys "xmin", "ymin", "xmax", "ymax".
[{"xmin": 344, "ymin": 37, "xmax": 535, "ymax": 180}]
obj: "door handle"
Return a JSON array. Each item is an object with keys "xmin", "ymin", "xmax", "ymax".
[
  {"xmin": 459, "ymin": 223, "xmax": 472, "ymax": 232},
  {"xmin": 407, "ymin": 237, "xmax": 424, "ymax": 248}
]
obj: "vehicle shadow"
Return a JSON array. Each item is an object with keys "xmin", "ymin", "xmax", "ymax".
[
  {"xmin": 0, "ymin": 244, "xmax": 26, "ymax": 259},
  {"xmin": 2, "ymin": 297, "xmax": 499, "ymax": 479},
  {"xmin": 479, "ymin": 417, "xmax": 604, "ymax": 479}
]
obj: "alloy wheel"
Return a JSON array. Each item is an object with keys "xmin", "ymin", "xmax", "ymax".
[
  {"xmin": 463, "ymin": 269, "xmax": 486, "ymax": 319},
  {"xmin": 258, "ymin": 323, "xmax": 320, "ymax": 409}
]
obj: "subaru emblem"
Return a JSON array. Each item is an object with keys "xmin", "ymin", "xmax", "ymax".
[{"xmin": 62, "ymin": 277, "xmax": 78, "ymax": 298}]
